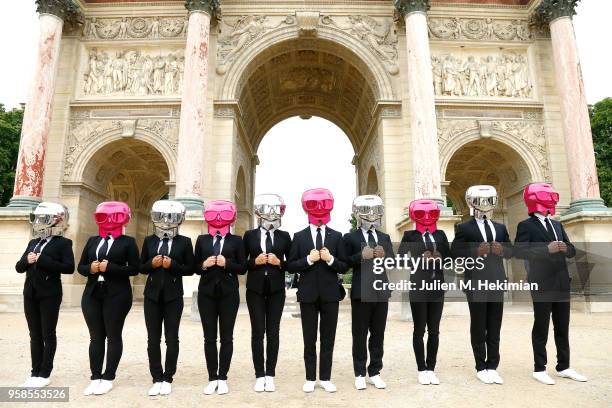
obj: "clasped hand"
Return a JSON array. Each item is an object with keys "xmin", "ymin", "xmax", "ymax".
[
  {"xmin": 255, "ymin": 253, "xmax": 281, "ymax": 266},
  {"xmin": 90, "ymin": 260, "xmax": 108, "ymax": 273},
  {"xmin": 152, "ymin": 255, "xmax": 172, "ymax": 269},
  {"xmin": 548, "ymin": 241, "xmax": 568, "ymax": 254},
  {"xmin": 308, "ymin": 248, "xmax": 332, "ymax": 263},
  {"xmin": 362, "ymin": 245, "xmax": 386, "ymax": 259},
  {"xmin": 203, "ymin": 255, "xmax": 226, "ymax": 269}
]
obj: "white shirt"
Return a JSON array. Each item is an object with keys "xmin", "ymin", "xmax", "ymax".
[
  {"xmin": 35, "ymin": 236, "xmax": 52, "ymax": 254},
  {"xmin": 475, "ymin": 218, "xmax": 497, "ymax": 241},
  {"xmin": 534, "ymin": 213, "xmax": 559, "ymax": 240},
  {"xmin": 361, "ymin": 227, "xmax": 378, "ymax": 245},
  {"xmin": 95, "ymin": 235, "xmax": 114, "ymax": 282},
  {"xmin": 307, "ymin": 224, "xmax": 334, "ymax": 266},
  {"xmin": 157, "ymin": 237, "xmax": 173, "ymax": 254},
  {"xmin": 260, "ymin": 227, "xmax": 275, "ymax": 253},
  {"xmin": 202, "ymin": 234, "xmax": 225, "ymax": 271}
]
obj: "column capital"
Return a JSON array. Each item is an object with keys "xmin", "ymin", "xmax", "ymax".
[
  {"xmin": 394, "ymin": 0, "xmax": 430, "ymax": 18},
  {"xmin": 35, "ymin": 0, "xmax": 80, "ymax": 22},
  {"xmin": 536, "ymin": 0, "xmax": 580, "ymax": 24},
  {"xmin": 185, "ymin": 0, "xmax": 220, "ymax": 16}
]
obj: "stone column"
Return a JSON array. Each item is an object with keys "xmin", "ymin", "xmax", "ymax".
[
  {"xmin": 538, "ymin": 0, "xmax": 606, "ymax": 212},
  {"xmin": 9, "ymin": 0, "xmax": 80, "ymax": 208},
  {"xmin": 175, "ymin": 0, "xmax": 220, "ymax": 210},
  {"xmin": 395, "ymin": 0, "xmax": 441, "ymax": 201}
]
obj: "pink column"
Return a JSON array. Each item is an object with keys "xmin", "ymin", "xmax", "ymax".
[
  {"xmin": 175, "ymin": 1, "xmax": 218, "ymax": 209},
  {"xmin": 11, "ymin": 13, "xmax": 65, "ymax": 206},
  {"xmin": 396, "ymin": 0, "xmax": 441, "ymax": 200}
]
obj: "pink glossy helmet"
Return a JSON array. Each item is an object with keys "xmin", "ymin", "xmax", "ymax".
[
  {"xmin": 302, "ymin": 188, "xmax": 334, "ymax": 225},
  {"xmin": 408, "ymin": 199, "xmax": 440, "ymax": 233},
  {"xmin": 94, "ymin": 201, "xmax": 131, "ymax": 239},
  {"xmin": 523, "ymin": 182, "xmax": 560, "ymax": 216},
  {"xmin": 204, "ymin": 200, "xmax": 237, "ymax": 236}
]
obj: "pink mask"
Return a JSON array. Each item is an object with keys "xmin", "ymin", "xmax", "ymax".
[
  {"xmin": 523, "ymin": 183, "xmax": 560, "ymax": 216},
  {"xmin": 204, "ymin": 200, "xmax": 236, "ymax": 237},
  {"xmin": 94, "ymin": 201, "xmax": 131, "ymax": 239},
  {"xmin": 301, "ymin": 188, "xmax": 334, "ymax": 226},
  {"xmin": 409, "ymin": 199, "xmax": 440, "ymax": 233}
]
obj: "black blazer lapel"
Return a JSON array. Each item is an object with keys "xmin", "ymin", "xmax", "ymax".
[
  {"xmin": 530, "ymin": 216, "xmax": 553, "ymax": 242},
  {"xmin": 303, "ymin": 227, "xmax": 315, "ymax": 252},
  {"xmin": 470, "ymin": 218, "xmax": 485, "ymax": 243}
]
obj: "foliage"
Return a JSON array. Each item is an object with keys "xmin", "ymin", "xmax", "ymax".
[
  {"xmin": 590, "ymin": 98, "xmax": 612, "ymax": 207},
  {"xmin": 0, "ymin": 104, "xmax": 23, "ymax": 206}
]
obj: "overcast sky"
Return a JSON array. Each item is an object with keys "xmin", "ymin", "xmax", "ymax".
[{"xmin": 0, "ymin": 2, "xmax": 610, "ymax": 234}]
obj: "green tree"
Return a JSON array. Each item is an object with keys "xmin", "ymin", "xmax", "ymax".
[
  {"xmin": 0, "ymin": 104, "xmax": 23, "ymax": 206},
  {"xmin": 590, "ymin": 98, "xmax": 612, "ymax": 207}
]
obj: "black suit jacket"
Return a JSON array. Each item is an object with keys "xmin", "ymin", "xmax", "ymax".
[
  {"xmin": 243, "ymin": 228, "xmax": 291, "ymax": 295},
  {"xmin": 514, "ymin": 215, "xmax": 576, "ymax": 299},
  {"xmin": 16, "ymin": 236, "xmax": 75, "ymax": 299},
  {"xmin": 77, "ymin": 235, "xmax": 140, "ymax": 298},
  {"xmin": 452, "ymin": 218, "xmax": 513, "ymax": 299},
  {"xmin": 287, "ymin": 226, "xmax": 348, "ymax": 303},
  {"xmin": 194, "ymin": 233, "xmax": 246, "ymax": 297},
  {"xmin": 342, "ymin": 229, "xmax": 394, "ymax": 301},
  {"xmin": 140, "ymin": 234, "xmax": 195, "ymax": 302},
  {"xmin": 399, "ymin": 229, "xmax": 451, "ymax": 301}
]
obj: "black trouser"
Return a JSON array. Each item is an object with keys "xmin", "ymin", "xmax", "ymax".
[
  {"xmin": 246, "ymin": 286, "xmax": 285, "ymax": 378},
  {"xmin": 467, "ymin": 299, "xmax": 504, "ymax": 371},
  {"xmin": 144, "ymin": 293, "xmax": 184, "ymax": 383},
  {"xmin": 23, "ymin": 293, "xmax": 62, "ymax": 378},
  {"xmin": 81, "ymin": 284, "xmax": 132, "ymax": 381},
  {"xmin": 299, "ymin": 299, "xmax": 339, "ymax": 381},
  {"xmin": 410, "ymin": 300, "xmax": 444, "ymax": 372},
  {"xmin": 351, "ymin": 299, "xmax": 388, "ymax": 377},
  {"xmin": 532, "ymin": 301, "xmax": 570, "ymax": 372},
  {"xmin": 198, "ymin": 291, "xmax": 240, "ymax": 381}
]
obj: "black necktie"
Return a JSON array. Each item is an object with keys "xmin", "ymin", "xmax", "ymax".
[
  {"xmin": 213, "ymin": 233, "xmax": 222, "ymax": 256},
  {"xmin": 367, "ymin": 230, "xmax": 377, "ymax": 248},
  {"xmin": 33, "ymin": 238, "xmax": 46, "ymax": 254},
  {"xmin": 315, "ymin": 227, "xmax": 323, "ymax": 250},
  {"xmin": 159, "ymin": 238, "xmax": 169, "ymax": 256},
  {"xmin": 265, "ymin": 231, "xmax": 273, "ymax": 253},
  {"xmin": 425, "ymin": 232, "xmax": 435, "ymax": 253},
  {"xmin": 98, "ymin": 235, "xmax": 110, "ymax": 261},
  {"xmin": 483, "ymin": 219, "xmax": 494, "ymax": 243},
  {"xmin": 544, "ymin": 218, "xmax": 557, "ymax": 241}
]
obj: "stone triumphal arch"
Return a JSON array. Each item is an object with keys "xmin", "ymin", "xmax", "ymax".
[{"xmin": 1, "ymin": 0, "xmax": 611, "ymax": 309}]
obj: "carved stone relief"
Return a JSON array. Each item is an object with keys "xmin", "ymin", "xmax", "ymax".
[
  {"xmin": 81, "ymin": 47, "xmax": 184, "ymax": 97},
  {"xmin": 428, "ymin": 17, "xmax": 533, "ymax": 42},
  {"xmin": 83, "ymin": 16, "xmax": 188, "ymax": 40},
  {"xmin": 431, "ymin": 50, "xmax": 533, "ymax": 98}
]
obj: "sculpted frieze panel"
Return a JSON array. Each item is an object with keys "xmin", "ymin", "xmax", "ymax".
[
  {"xmin": 428, "ymin": 17, "xmax": 532, "ymax": 42},
  {"xmin": 83, "ymin": 16, "xmax": 188, "ymax": 40}
]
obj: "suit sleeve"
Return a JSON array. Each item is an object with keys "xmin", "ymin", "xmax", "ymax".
[
  {"xmin": 499, "ymin": 225, "xmax": 514, "ymax": 259},
  {"xmin": 36, "ymin": 239, "xmax": 75, "ymax": 274},
  {"xmin": 169, "ymin": 237, "xmax": 195, "ymax": 276},
  {"xmin": 105, "ymin": 237, "xmax": 140, "ymax": 277},
  {"xmin": 15, "ymin": 240, "xmax": 35, "ymax": 273},
  {"xmin": 329, "ymin": 233, "xmax": 348, "ymax": 274},
  {"xmin": 342, "ymin": 233, "xmax": 362, "ymax": 268},
  {"xmin": 451, "ymin": 225, "xmax": 475, "ymax": 259},
  {"xmin": 287, "ymin": 234, "xmax": 309, "ymax": 273},
  {"xmin": 559, "ymin": 224, "xmax": 576, "ymax": 259},
  {"xmin": 243, "ymin": 231, "xmax": 258, "ymax": 271},
  {"xmin": 514, "ymin": 221, "xmax": 549, "ymax": 260},
  {"xmin": 225, "ymin": 237, "xmax": 246, "ymax": 275},
  {"xmin": 140, "ymin": 237, "xmax": 154, "ymax": 275},
  {"xmin": 279, "ymin": 231, "xmax": 291, "ymax": 273},
  {"xmin": 194, "ymin": 235, "xmax": 204, "ymax": 275},
  {"xmin": 438, "ymin": 231, "xmax": 452, "ymax": 260},
  {"xmin": 381, "ymin": 234, "xmax": 395, "ymax": 268},
  {"xmin": 77, "ymin": 237, "xmax": 94, "ymax": 277}
]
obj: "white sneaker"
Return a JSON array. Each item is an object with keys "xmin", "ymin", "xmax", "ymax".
[
  {"xmin": 217, "ymin": 380, "xmax": 228, "ymax": 395},
  {"xmin": 427, "ymin": 371, "xmax": 440, "ymax": 385},
  {"xmin": 303, "ymin": 380, "xmax": 316, "ymax": 393},
  {"xmin": 477, "ymin": 370, "xmax": 493, "ymax": 384},
  {"xmin": 319, "ymin": 380, "xmax": 337, "ymax": 393},
  {"xmin": 418, "ymin": 371, "xmax": 430, "ymax": 385},
  {"xmin": 148, "ymin": 382, "xmax": 162, "ymax": 396},
  {"xmin": 488, "ymin": 370, "xmax": 504, "ymax": 384},
  {"xmin": 533, "ymin": 371, "xmax": 555, "ymax": 385},
  {"xmin": 32, "ymin": 377, "xmax": 50, "ymax": 388},
  {"xmin": 203, "ymin": 380, "xmax": 218, "ymax": 395},
  {"xmin": 84, "ymin": 380, "xmax": 100, "ymax": 396},
  {"xmin": 160, "ymin": 381, "xmax": 172, "ymax": 395},
  {"xmin": 254, "ymin": 377, "xmax": 265, "ymax": 392},
  {"xmin": 94, "ymin": 379, "xmax": 113, "ymax": 395},
  {"xmin": 355, "ymin": 376, "xmax": 366, "ymax": 390},
  {"xmin": 557, "ymin": 368, "xmax": 588, "ymax": 382},
  {"xmin": 264, "ymin": 376, "xmax": 275, "ymax": 392},
  {"xmin": 368, "ymin": 375, "xmax": 387, "ymax": 389},
  {"xmin": 19, "ymin": 377, "xmax": 37, "ymax": 388}
]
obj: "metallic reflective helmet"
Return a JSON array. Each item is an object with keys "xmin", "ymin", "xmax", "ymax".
[
  {"xmin": 30, "ymin": 202, "xmax": 69, "ymax": 239},
  {"xmin": 465, "ymin": 185, "xmax": 498, "ymax": 220},
  {"xmin": 254, "ymin": 194, "xmax": 286, "ymax": 230},
  {"xmin": 352, "ymin": 195, "xmax": 384, "ymax": 231},
  {"xmin": 150, "ymin": 200, "xmax": 186, "ymax": 239}
]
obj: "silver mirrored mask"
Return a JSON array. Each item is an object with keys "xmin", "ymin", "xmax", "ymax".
[
  {"xmin": 151, "ymin": 200, "xmax": 186, "ymax": 239},
  {"xmin": 465, "ymin": 185, "xmax": 498, "ymax": 220},
  {"xmin": 254, "ymin": 194, "xmax": 285, "ymax": 230},
  {"xmin": 352, "ymin": 195, "xmax": 384, "ymax": 230},
  {"xmin": 30, "ymin": 202, "xmax": 69, "ymax": 239}
]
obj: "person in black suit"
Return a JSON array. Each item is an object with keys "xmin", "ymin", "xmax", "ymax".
[
  {"xmin": 243, "ymin": 194, "xmax": 291, "ymax": 393},
  {"xmin": 399, "ymin": 199, "xmax": 450, "ymax": 386},
  {"xmin": 288, "ymin": 188, "xmax": 348, "ymax": 393},
  {"xmin": 451, "ymin": 185, "xmax": 513, "ymax": 385},
  {"xmin": 343, "ymin": 195, "xmax": 394, "ymax": 391},
  {"xmin": 514, "ymin": 183, "xmax": 587, "ymax": 385},
  {"xmin": 141, "ymin": 200, "xmax": 195, "ymax": 396},
  {"xmin": 195, "ymin": 200, "xmax": 246, "ymax": 395},
  {"xmin": 15, "ymin": 202, "xmax": 74, "ymax": 388},
  {"xmin": 77, "ymin": 201, "xmax": 139, "ymax": 396}
]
